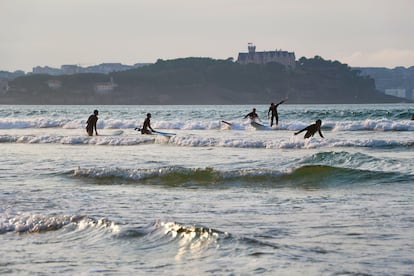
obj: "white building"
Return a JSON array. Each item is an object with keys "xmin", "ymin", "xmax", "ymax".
[
  {"xmin": 384, "ymin": 88, "xmax": 406, "ymax": 98},
  {"xmin": 237, "ymin": 43, "xmax": 296, "ymax": 68},
  {"xmin": 61, "ymin": 65, "xmax": 83, "ymax": 75}
]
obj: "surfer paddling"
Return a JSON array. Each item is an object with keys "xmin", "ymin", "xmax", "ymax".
[{"xmin": 294, "ymin": 119, "xmax": 324, "ymax": 139}]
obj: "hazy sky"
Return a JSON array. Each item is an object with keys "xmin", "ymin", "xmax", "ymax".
[{"xmin": 1, "ymin": 0, "xmax": 413, "ymax": 72}]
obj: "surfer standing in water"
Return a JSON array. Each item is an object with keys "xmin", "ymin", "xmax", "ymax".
[
  {"xmin": 86, "ymin": 109, "xmax": 99, "ymax": 136},
  {"xmin": 141, "ymin": 113, "xmax": 155, "ymax": 134},
  {"xmin": 268, "ymin": 99, "xmax": 287, "ymax": 127},
  {"xmin": 294, "ymin": 119, "xmax": 324, "ymax": 139},
  {"xmin": 244, "ymin": 108, "xmax": 260, "ymax": 121}
]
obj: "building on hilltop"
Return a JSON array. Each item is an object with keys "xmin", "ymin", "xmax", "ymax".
[
  {"xmin": 61, "ymin": 65, "xmax": 83, "ymax": 75},
  {"xmin": 33, "ymin": 66, "xmax": 62, "ymax": 76},
  {"xmin": 237, "ymin": 43, "xmax": 296, "ymax": 68},
  {"xmin": 85, "ymin": 63, "xmax": 132, "ymax": 74}
]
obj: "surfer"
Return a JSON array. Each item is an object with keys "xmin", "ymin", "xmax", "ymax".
[
  {"xmin": 268, "ymin": 99, "xmax": 287, "ymax": 126},
  {"xmin": 141, "ymin": 113, "xmax": 155, "ymax": 134},
  {"xmin": 244, "ymin": 108, "xmax": 260, "ymax": 121},
  {"xmin": 294, "ymin": 119, "xmax": 324, "ymax": 139},
  {"xmin": 86, "ymin": 109, "xmax": 99, "ymax": 136}
]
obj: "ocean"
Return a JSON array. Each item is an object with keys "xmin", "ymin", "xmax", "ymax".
[{"xmin": 1, "ymin": 104, "xmax": 413, "ymax": 275}]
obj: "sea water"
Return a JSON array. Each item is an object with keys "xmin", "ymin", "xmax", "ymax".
[{"xmin": 1, "ymin": 104, "xmax": 413, "ymax": 275}]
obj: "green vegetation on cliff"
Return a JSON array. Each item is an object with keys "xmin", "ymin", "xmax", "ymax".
[{"xmin": 2, "ymin": 56, "xmax": 403, "ymax": 104}]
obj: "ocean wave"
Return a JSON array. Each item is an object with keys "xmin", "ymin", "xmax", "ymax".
[
  {"xmin": 72, "ymin": 166, "xmax": 285, "ymax": 186},
  {"xmin": 0, "ymin": 134, "xmax": 156, "ymax": 145},
  {"xmin": 141, "ymin": 221, "xmax": 227, "ymax": 251},
  {"xmin": 1, "ymin": 117, "xmax": 414, "ymax": 131},
  {"xmin": 0, "ymin": 213, "xmax": 119, "ymax": 234},
  {"xmin": 328, "ymin": 119, "xmax": 414, "ymax": 131},
  {"xmin": 1, "ymin": 133, "xmax": 412, "ymax": 150},
  {"xmin": 301, "ymin": 151, "xmax": 414, "ymax": 175},
  {"xmin": 0, "ymin": 212, "xmax": 260, "ymax": 255},
  {"xmin": 115, "ymin": 220, "xmax": 261, "ymax": 262},
  {"xmin": 71, "ymin": 164, "xmax": 412, "ymax": 187}
]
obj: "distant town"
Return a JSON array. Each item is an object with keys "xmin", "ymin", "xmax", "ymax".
[
  {"xmin": 1, "ymin": 44, "xmax": 414, "ymax": 101},
  {"xmin": 0, "ymin": 62, "xmax": 150, "ymax": 78}
]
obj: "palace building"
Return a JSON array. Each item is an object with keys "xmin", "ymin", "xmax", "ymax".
[{"xmin": 237, "ymin": 43, "xmax": 296, "ymax": 68}]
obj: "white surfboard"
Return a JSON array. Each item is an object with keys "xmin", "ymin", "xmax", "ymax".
[
  {"xmin": 154, "ymin": 130, "xmax": 176, "ymax": 137},
  {"xmin": 134, "ymin": 128, "xmax": 175, "ymax": 137},
  {"xmin": 250, "ymin": 121, "xmax": 268, "ymax": 130},
  {"xmin": 100, "ymin": 130, "xmax": 124, "ymax": 136}
]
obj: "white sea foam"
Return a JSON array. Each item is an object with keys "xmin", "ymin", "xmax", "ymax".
[
  {"xmin": 1, "ymin": 133, "xmax": 413, "ymax": 149},
  {"xmin": 2, "ymin": 117, "xmax": 413, "ymax": 131},
  {"xmin": 330, "ymin": 119, "xmax": 414, "ymax": 131},
  {"xmin": 0, "ymin": 212, "xmax": 119, "ymax": 234}
]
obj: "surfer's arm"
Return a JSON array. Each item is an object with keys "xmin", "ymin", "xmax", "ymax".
[
  {"xmin": 277, "ymin": 99, "xmax": 287, "ymax": 106},
  {"xmin": 318, "ymin": 129, "xmax": 324, "ymax": 138},
  {"xmin": 244, "ymin": 112, "xmax": 253, "ymax": 119}
]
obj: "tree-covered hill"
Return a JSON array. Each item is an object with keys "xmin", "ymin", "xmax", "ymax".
[{"xmin": 2, "ymin": 56, "xmax": 404, "ymax": 104}]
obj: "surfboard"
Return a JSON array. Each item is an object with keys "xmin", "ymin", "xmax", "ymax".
[
  {"xmin": 110, "ymin": 130, "xmax": 124, "ymax": 136},
  {"xmin": 250, "ymin": 121, "xmax": 268, "ymax": 130},
  {"xmin": 154, "ymin": 130, "xmax": 176, "ymax": 137},
  {"xmin": 99, "ymin": 130, "xmax": 124, "ymax": 136},
  {"xmin": 134, "ymin": 128, "xmax": 175, "ymax": 137}
]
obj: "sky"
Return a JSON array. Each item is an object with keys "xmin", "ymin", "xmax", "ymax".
[{"xmin": 1, "ymin": 0, "xmax": 413, "ymax": 72}]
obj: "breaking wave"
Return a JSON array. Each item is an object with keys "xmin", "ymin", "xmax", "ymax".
[
  {"xmin": 0, "ymin": 213, "xmax": 119, "ymax": 234},
  {"xmin": 1, "ymin": 117, "xmax": 414, "ymax": 131},
  {"xmin": 0, "ymin": 133, "xmax": 413, "ymax": 149},
  {"xmin": 71, "ymin": 163, "xmax": 412, "ymax": 188}
]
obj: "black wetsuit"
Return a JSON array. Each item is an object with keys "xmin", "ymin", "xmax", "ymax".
[
  {"xmin": 86, "ymin": 114, "xmax": 98, "ymax": 136},
  {"xmin": 244, "ymin": 111, "xmax": 258, "ymax": 120},
  {"xmin": 268, "ymin": 100, "xmax": 286, "ymax": 126},
  {"xmin": 141, "ymin": 117, "xmax": 154, "ymax": 134},
  {"xmin": 295, "ymin": 122, "xmax": 324, "ymax": 139}
]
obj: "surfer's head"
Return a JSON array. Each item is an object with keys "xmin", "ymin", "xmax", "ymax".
[
  {"xmin": 316, "ymin": 119, "xmax": 322, "ymax": 126},
  {"xmin": 94, "ymin": 109, "xmax": 99, "ymax": 115},
  {"xmin": 147, "ymin": 113, "xmax": 151, "ymax": 118}
]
